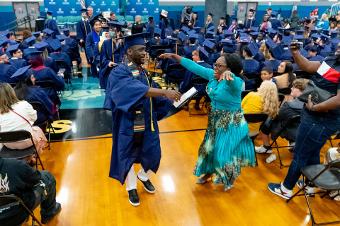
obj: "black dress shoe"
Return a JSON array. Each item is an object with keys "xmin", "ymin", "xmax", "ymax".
[
  {"xmin": 137, "ymin": 176, "xmax": 156, "ymax": 194},
  {"xmin": 41, "ymin": 202, "xmax": 61, "ymax": 224},
  {"xmin": 128, "ymin": 189, "xmax": 140, "ymax": 206}
]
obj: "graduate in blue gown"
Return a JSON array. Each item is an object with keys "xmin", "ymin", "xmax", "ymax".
[
  {"xmin": 62, "ymin": 29, "xmax": 81, "ymax": 71},
  {"xmin": 242, "ymin": 43, "xmax": 260, "ymax": 75},
  {"xmin": 49, "ymin": 39, "xmax": 72, "ymax": 81},
  {"xmin": 0, "ymin": 49, "xmax": 17, "ymax": 83},
  {"xmin": 99, "ymin": 21, "xmax": 125, "ymax": 89},
  {"xmin": 104, "ymin": 33, "xmax": 181, "ymax": 206},
  {"xmin": 44, "ymin": 11, "xmax": 60, "ymax": 36},
  {"xmin": 7, "ymin": 44, "xmax": 27, "ymax": 69},
  {"xmin": 86, "ymin": 16, "xmax": 103, "ymax": 77},
  {"xmin": 11, "ymin": 65, "xmax": 55, "ymax": 125}
]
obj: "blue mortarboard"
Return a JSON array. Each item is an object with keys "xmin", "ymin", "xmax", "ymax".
[
  {"xmin": 189, "ymin": 33, "xmax": 198, "ymax": 40},
  {"xmin": 295, "ymin": 30, "xmax": 304, "ymax": 35},
  {"xmin": 270, "ymin": 44, "xmax": 284, "ymax": 59},
  {"xmin": 309, "ymin": 45, "xmax": 318, "ymax": 52},
  {"xmin": 198, "ymin": 46, "xmax": 209, "ymax": 58},
  {"xmin": 193, "ymin": 27, "xmax": 201, "ymax": 33},
  {"xmin": 0, "ymin": 38, "xmax": 9, "ymax": 46},
  {"xmin": 124, "ymin": 33, "xmax": 146, "ymax": 49},
  {"xmin": 181, "ymin": 26, "xmax": 190, "ymax": 34},
  {"xmin": 49, "ymin": 39, "xmax": 62, "ymax": 51},
  {"xmin": 206, "ymin": 30, "xmax": 215, "ymax": 37},
  {"xmin": 250, "ymin": 32, "xmax": 259, "ymax": 37},
  {"xmin": 34, "ymin": 41, "xmax": 49, "ymax": 51},
  {"xmin": 265, "ymin": 38, "xmax": 276, "ymax": 49},
  {"xmin": 320, "ymin": 34, "xmax": 330, "ymax": 42},
  {"xmin": 154, "ymin": 28, "xmax": 161, "ymax": 36},
  {"xmin": 9, "ymin": 40, "xmax": 17, "ymax": 45},
  {"xmin": 310, "ymin": 29, "xmax": 318, "ymax": 35},
  {"xmin": 311, "ymin": 33, "xmax": 320, "ymax": 40},
  {"xmin": 250, "ymin": 27, "xmax": 259, "ymax": 32},
  {"xmin": 24, "ymin": 36, "xmax": 36, "ymax": 45},
  {"xmin": 247, "ymin": 42, "xmax": 259, "ymax": 57},
  {"xmin": 187, "ymin": 30, "xmax": 196, "ymax": 36},
  {"xmin": 10, "ymin": 65, "xmax": 32, "ymax": 79},
  {"xmin": 268, "ymin": 28, "xmax": 278, "ymax": 35},
  {"xmin": 6, "ymin": 44, "xmax": 20, "ymax": 54},
  {"xmin": 56, "ymin": 34, "xmax": 67, "ymax": 41},
  {"xmin": 43, "ymin": 28, "xmax": 54, "ymax": 35},
  {"xmin": 271, "ymin": 11, "xmax": 278, "ymax": 17},
  {"xmin": 221, "ymin": 39, "xmax": 233, "ymax": 45},
  {"xmin": 203, "ymin": 39, "xmax": 215, "ymax": 50},
  {"xmin": 178, "ymin": 32, "xmax": 188, "ymax": 42},
  {"xmin": 32, "ymin": 31, "xmax": 41, "ymax": 37}
]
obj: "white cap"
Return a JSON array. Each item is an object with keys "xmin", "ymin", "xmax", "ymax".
[{"xmin": 161, "ymin": 9, "xmax": 168, "ymax": 18}]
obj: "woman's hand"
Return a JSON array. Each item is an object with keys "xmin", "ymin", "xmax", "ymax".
[
  {"xmin": 158, "ymin": 53, "xmax": 174, "ymax": 60},
  {"xmin": 218, "ymin": 70, "xmax": 234, "ymax": 82}
]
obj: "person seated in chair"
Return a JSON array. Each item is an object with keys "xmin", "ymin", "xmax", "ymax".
[
  {"xmin": 242, "ymin": 44, "xmax": 260, "ymax": 75},
  {"xmin": 255, "ymin": 79, "xmax": 309, "ymax": 163},
  {"xmin": 241, "ymin": 81, "xmax": 280, "ymax": 135},
  {"xmin": 0, "ymin": 83, "xmax": 47, "ymax": 155},
  {"xmin": 273, "ymin": 61, "xmax": 296, "ymax": 92},
  {"xmin": 0, "ymin": 157, "xmax": 61, "ymax": 225},
  {"xmin": 0, "ymin": 50, "xmax": 17, "ymax": 83}
]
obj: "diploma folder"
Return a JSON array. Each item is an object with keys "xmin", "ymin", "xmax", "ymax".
[{"xmin": 173, "ymin": 87, "xmax": 198, "ymax": 108}]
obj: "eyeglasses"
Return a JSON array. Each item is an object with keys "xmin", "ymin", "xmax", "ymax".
[{"xmin": 213, "ymin": 63, "xmax": 227, "ymax": 69}]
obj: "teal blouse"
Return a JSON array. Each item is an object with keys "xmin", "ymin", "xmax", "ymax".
[{"xmin": 180, "ymin": 57, "xmax": 244, "ymax": 111}]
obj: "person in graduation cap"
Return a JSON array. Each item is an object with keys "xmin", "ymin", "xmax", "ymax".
[
  {"xmin": 99, "ymin": 21, "xmax": 125, "ymax": 89},
  {"xmin": 317, "ymin": 34, "xmax": 332, "ymax": 58},
  {"xmin": 7, "ymin": 44, "xmax": 27, "ymax": 69},
  {"xmin": 307, "ymin": 45, "xmax": 325, "ymax": 62},
  {"xmin": 49, "ymin": 39, "xmax": 72, "ymax": 82},
  {"xmin": 183, "ymin": 33, "xmax": 198, "ymax": 59},
  {"xmin": 32, "ymin": 42, "xmax": 59, "ymax": 74},
  {"xmin": 160, "ymin": 51, "xmax": 256, "ymax": 191},
  {"xmin": 242, "ymin": 43, "xmax": 260, "ymax": 75},
  {"xmin": 28, "ymin": 51, "xmax": 65, "ymax": 106},
  {"xmin": 104, "ymin": 33, "xmax": 181, "ymax": 206},
  {"xmin": 264, "ymin": 41, "xmax": 282, "ymax": 73},
  {"xmin": 62, "ymin": 28, "xmax": 82, "ymax": 74},
  {"xmin": 86, "ymin": 15, "xmax": 103, "ymax": 77},
  {"xmin": 269, "ymin": 11, "xmax": 282, "ymax": 30},
  {"xmin": 44, "ymin": 11, "xmax": 60, "ymax": 36},
  {"xmin": 76, "ymin": 8, "xmax": 92, "ymax": 49},
  {"xmin": 12, "ymin": 65, "xmax": 55, "ymax": 126},
  {"xmin": 0, "ymin": 49, "xmax": 17, "ymax": 83}
]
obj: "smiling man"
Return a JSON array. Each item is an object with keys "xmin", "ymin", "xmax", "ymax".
[{"xmin": 104, "ymin": 33, "xmax": 181, "ymax": 206}]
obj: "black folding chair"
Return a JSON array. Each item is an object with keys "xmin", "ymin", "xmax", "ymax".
[
  {"xmin": 0, "ymin": 194, "xmax": 42, "ymax": 226},
  {"xmin": 164, "ymin": 63, "xmax": 186, "ymax": 86},
  {"xmin": 287, "ymin": 160, "xmax": 340, "ymax": 226},
  {"xmin": 0, "ymin": 130, "xmax": 44, "ymax": 170},
  {"xmin": 29, "ymin": 101, "xmax": 56, "ymax": 150},
  {"xmin": 267, "ymin": 115, "xmax": 301, "ymax": 168},
  {"xmin": 244, "ymin": 113, "xmax": 268, "ymax": 166},
  {"xmin": 241, "ymin": 90, "xmax": 252, "ymax": 99}
]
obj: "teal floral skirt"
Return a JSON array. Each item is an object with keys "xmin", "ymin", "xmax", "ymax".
[{"xmin": 194, "ymin": 109, "xmax": 255, "ymax": 187}]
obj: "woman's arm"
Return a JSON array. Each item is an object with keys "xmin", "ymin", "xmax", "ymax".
[{"xmin": 159, "ymin": 54, "xmax": 213, "ymax": 80}]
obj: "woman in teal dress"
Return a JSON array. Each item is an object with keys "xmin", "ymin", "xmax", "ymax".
[{"xmin": 160, "ymin": 53, "xmax": 255, "ymax": 190}]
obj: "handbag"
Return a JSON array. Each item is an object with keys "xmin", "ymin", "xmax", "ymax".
[{"xmin": 297, "ymin": 80, "xmax": 333, "ymax": 104}]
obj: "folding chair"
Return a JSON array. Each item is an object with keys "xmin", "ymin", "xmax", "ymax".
[
  {"xmin": 287, "ymin": 159, "xmax": 340, "ymax": 226},
  {"xmin": 29, "ymin": 101, "xmax": 56, "ymax": 150},
  {"xmin": 0, "ymin": 130, "xmax": 44, "ymax": 170},
  {"xmin": 268, "ymin": 115, "xmax": 301, "ymax": 168},
  {"xmin": 244, "ymin": 113, "xmax": 268, "ymax": 166},
  {"xmin": 189, "ymin": 76, "xmax": 209, "ymax": 115},
  {"xmin": 0, "ymin": 194, "xmax": 42, "ymax": 226}
]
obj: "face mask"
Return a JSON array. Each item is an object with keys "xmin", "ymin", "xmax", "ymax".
[{"xmin": 109, "ymin": 31, "xmax": 116, "ymax": 38}]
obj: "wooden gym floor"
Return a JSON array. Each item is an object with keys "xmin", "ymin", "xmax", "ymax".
[{"xmin": 24, "ymin": 109, "xmax": 339, "ymax": 226}]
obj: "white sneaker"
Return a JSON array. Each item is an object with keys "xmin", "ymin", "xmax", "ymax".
[
  {"xmin": 296, "ymin": 180, "xmax": 315, "ymax": 194},
  {"xmin": 255, "ymin": 145, "xmax": 273, "ymax": 154},
  {"xmin": 266, "ymin": 153, "xmax": 277, "ymax": 163}
]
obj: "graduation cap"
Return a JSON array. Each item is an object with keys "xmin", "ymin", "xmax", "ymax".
[
  {"xmin": 24, "ymin": 36, "xmax": 36, "ymax": 45},
  {"xmin": 193, "ymin": 27, "xmax": 201, "ymax": 33},
  {"xmin": 124, "ymin": 33, "xmax": 146, "ymax": 50},
  {"xmin": 310, "ymin": 29, "xmax": 318, "ymax": 35},
  {"xmin": 34, "ymin": 41, "xmax": 49, "ymax": 51},
  {"xmin": 295, "ymin": 30, "xmax": 305, "ymax": 35},
  {"xmin": 32, "ymin": 31, "xmax": 41, "ymax": 37},
  {"xmin": 108, "ymin": 20, "xmax": 126, "ymax": 29},
  {"xmin": 311, "ymin": 33, "xmax": 320, "ymax": 40},
  {"xmin": 207, "ymin": 26, "xmax": 215, "ymax": 31},
  {"xmin": 49, "ymin": 39, "xmax": 62, "ymax": 51},
  {"xmin": 270, "ymin": 44, "xmax": 284, "ymax": 59},
  {"xmin": 198, "ymin": 46, "xmax": 209, "ymax": 59},
  {"xmin": 0, "ymin": 38, "xmax": 9, "ymax": 46},
  {"xmin": 90, "ymin": 14, "xmax": 104, "ymax": 27},
  {"xmin": 189, "ymin": 33, "xmax": 198, "ymax": 40},
  {"xmin": 250, "ymin": 32, "xmax": 259, "ymax": 37},
  {"xmin": 23, "ymin": 47, "xmax": 42, "ymax": 57},
  {"xmin": 6, "ymin": 44, "xmax": 20, "ymax": 55},
  {"xmin": 10, "ymin": 65, "xmax": 32, "ymax": 80},
  {"xmin": 46, "ymin": 11, "xmax": 53, "ymax": 16},
  {"xmin": 187, "ymin": 30, "xmax": 196, "ymax": 36},
  {"xmin": 320, "ymin": 34, "xmax": 330, "ymax": 42},
  {"xmin": 282, "ymin": 35, "xmax": 292, "ymax": 46},
  {"xmin": 308, "ymin": 45, "xmax": 318, "ymax": 52},
  {"xmin": 206, "ymin": 30, "xmax": 215, "ymax": 38},
  {"xmin": 178, "ymin": 32, "xmax": 188, "ymax": 42},
  {"xmin": 247, "ymin": 42, "xmax": 259, "ymax": 57},
  {"xmin": 43, "ymin": 28, "xmax": 54, "ymax": 36},
  {"xmin": 224, "ymin": 30, "xmax": 234, "ymax": 37},
  {"xmin": 221, "ymin": 39, "xmax": 236, "ymax": 53},
  {"xmin": 56, "ymin": 34, "xmax": 67, "ymax": 42},
  {"xmin": 250, "ymin": 27, "xmax": 259, "ymax": 32},
  {"xmin": 265, "ymin": 38, "xmax": 276, "ymax": 49},
  {"xmin": 203, "ymin": 39, "xmax": 215, "ymax": 50},
  {"xmin": 293, "ymin": 35, "xmax": 305, "ymax": 41}
]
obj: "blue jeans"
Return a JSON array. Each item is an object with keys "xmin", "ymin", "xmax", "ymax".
[{"xmin": 283, "ymin": 109, "xmax": 340, "ymax": 190}]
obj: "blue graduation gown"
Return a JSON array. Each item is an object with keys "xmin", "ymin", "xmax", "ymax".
[
  {"xmin": 263, "ymin": 59, "xmax": 281, "ymax": 72},
  {"xmin": 32, "ymin": 66, "xmax": 65, "ymax": 106},
  {"xmin": 85, "ymin": 31, "xmax": 101, "ymax": 76},
  {"xmin": 50, "ymin": 52, "xmax": 72, "ymax": 75},
  {"xmin": 99, "ymin": 39, "xmax": 124, "ymax": 89},
  {"xmin": 9, "ymin": 58, "xmax": 27, "ymax": 69},
  {"xmin": 183, "ymin": 44, "xmax": 198, "ymax": 59},
  {"xmin": 318, "ymin": 44, "xmax": 332, "ymax": 58},
  {"xmin": 64, "ymin": 37, "xmax": 81, "ymax": 63},
  {"xmin": 44, "ymin": 57, "xmax": 59, "ymax": 73},
  {"xmin": 308, "ymin": 55, "xmax": 325, "ymax": 62},
  {"xmin": 0, "ymin": 63, "xmax": 17, "ymax": 83},
  {"xmin": 44, "ymin": 19, "xmax": 60, "ymax": 35},
  {"xmin": 104, "ymin": 63, "xmax": 173, "ymax": 184},
  {"xmin": 25, "ymin": 86, "xmax": 55, "ymax": 125}
]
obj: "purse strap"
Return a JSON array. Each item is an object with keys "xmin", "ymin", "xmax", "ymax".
[{"xmin": 10, "ymin": 109, "xmax": 32, "ymax": 127}]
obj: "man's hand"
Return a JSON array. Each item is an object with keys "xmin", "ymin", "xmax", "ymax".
[
  {"xmin": 290, "ymin": 41, "xmax": 301, "ymax": 54},
  {"xmin": 108, "ymin": 62, "xmax": 115, "ymax": 67},
  {"xmin": 164, "ymin": 90, "xmax": 182, "ymax": 101}
]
